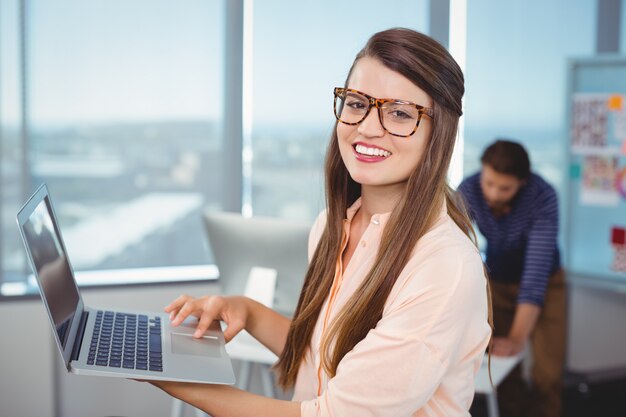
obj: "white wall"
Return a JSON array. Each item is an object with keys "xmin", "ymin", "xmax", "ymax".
[
  {"xmin": 0, "ymin": 298, "xmax": 56, "ymax": 417},
  {"xmin": 566, "ymin": 275, "xmax": 626, "ymax": 373}
]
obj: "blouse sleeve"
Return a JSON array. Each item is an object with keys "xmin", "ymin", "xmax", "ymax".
[{"xmin": 300, "ymin": 244, "xmax": 489, "ymax": 417}]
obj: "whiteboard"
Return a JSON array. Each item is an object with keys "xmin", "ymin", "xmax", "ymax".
[{"xmin": 566, "ymin": 56, "xmax": 626, "ymax": 284}]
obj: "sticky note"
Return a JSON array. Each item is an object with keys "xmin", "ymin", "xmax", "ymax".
[
  {"xmin": 611, "ymin": 226, "xmax": 626, "ymax": 245},
  {"xmin": 570, "ymin": 163, "xmax": 581, "ymax": 179},
  {"xmin": 608, "ymin": 95, "xmax": 624, "ymax": 111}
]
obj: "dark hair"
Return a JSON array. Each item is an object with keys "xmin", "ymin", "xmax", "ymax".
[
  {"xmin": 481, "ymin": 139, "xmax": 531, "ymax": 180},
  {"xmin": 275, "ymin": 28, "xmax": 489, "ymax": 389}
]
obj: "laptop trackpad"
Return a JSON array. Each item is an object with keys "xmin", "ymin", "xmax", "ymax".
[{"xmin": 171, "ymin": 333, "xmax": 221, "ymax": 358}]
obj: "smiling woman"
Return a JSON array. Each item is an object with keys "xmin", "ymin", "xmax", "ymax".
[{"xmin": 152, "ymin": 28, "xmax": 492, "ymax": 417}]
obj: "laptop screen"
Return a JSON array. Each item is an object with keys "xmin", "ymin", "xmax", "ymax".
[{"xmin": 22, "ymin": 197, "xmax": 79, "ymax": 350}]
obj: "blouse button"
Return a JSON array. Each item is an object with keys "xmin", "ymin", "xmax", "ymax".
[
  {"xmin": 371, "ymin": 217, "xmax": 380, "ymax": 225},
  {"xmin": 360, "ymin": 240, "xmax": 367, "ymax": 247}
]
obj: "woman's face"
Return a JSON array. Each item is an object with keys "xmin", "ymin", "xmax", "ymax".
[{"xmin": 337, "ymin": 56, "xmax": 433, "ymax": 192}]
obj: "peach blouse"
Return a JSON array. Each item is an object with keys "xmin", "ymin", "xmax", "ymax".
[{"xmin": 293, "ymin": 198, "xmax": 491, "ymax": 417}]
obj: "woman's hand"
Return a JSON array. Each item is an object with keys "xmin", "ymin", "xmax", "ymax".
[{"xmin": 164, "ymin": 294, "xmax": 250, "ymax": 341}]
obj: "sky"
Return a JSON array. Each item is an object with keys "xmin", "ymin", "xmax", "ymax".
[
  {"xmin": 1, "ymin": 0, "xmax": 429, "ymax": 127},
  {"xmin": 28, "ymin": 0, "xmax": 224, "ymax": 125},
  {"xmin": 3, "ymin": 0, "xmax": 626, "ymax": 136}
]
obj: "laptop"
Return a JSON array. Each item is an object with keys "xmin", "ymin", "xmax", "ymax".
[{"xmin": 16, "ymin": 183, "xmax": 235, "ymax": 385}]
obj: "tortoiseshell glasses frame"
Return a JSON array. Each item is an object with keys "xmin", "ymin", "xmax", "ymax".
[{"xmin": 333, "ymin": 87, "xmax": 434, "ymax": 138}]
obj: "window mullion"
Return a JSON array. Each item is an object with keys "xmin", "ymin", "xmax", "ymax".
[{"xmin": 222, "ymin": 0, "xmax": 245, "ymax": 213}]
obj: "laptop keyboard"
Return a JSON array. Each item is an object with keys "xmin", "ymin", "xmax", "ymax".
[{"xmin": 87, "ymin": 310, "xmax": 163, "ymax": 372}]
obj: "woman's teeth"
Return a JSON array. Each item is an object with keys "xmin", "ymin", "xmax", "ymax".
[{"xmin": 355, "ymin": 144, "xmax": 391, "ymax": 157}]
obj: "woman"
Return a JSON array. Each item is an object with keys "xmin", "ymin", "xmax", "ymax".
[{"xmin": 152, "ymin": 28, "xmax": 492, "ymax": 417}]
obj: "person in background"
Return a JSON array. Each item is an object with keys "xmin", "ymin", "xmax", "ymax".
[
  {"xmin": 458, "ymin": 139, "xmax": 566, "ymax": 417},
  {"xmin": 145, "ymin": 28, "xmax": 492, "ymax": 417}
]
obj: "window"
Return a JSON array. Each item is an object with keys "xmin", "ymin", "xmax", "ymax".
[
  {"xmin": 249, "ymin": 0, "xmax": 428, "ymax": 221},
  {"xmin": 462, "ymin": 0, "xmax": 598, "ymax": 253},
  {"xmin": 2, "ymin": 0, "xmax": 224, "ymax": 292},
  {"xmin": 1, "ymin": 0, "xmax": 438, "ymax": 294},
  {"xmin": 1, "ymin": 0, "xmax": 25, "ymax": 285},
  {"xmin": 463, "ymin": 1, "xmax": 597, "ymax": 190}
]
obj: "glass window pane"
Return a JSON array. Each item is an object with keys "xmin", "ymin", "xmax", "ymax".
[
  {"xmin": 622, "ymin": 2, "xmax": 626, "ymax": 54},
  {"xmin": 26, "ymin": 0, "xmax": 224, "ymax": 272},
  {"xmin": 463, "ymin": 0, "xmax": 597, "ymax": 257},
  {"xmin": 250, "ymin": 0, "xmax": 429, "ymax": 221},
  {"xmin": 1, "ymin": 0, "xmax": 25, "ymax": 284},
  {"xmin": 463, "ymin": 1, "xmax": 596, "ymax": 189}
]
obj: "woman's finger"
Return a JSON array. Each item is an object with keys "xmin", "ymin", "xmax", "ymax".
[
  {"xmin": 222, "ymin": 318, "xmax": 245, "ymax": 343},
  {"xmin": 164, "ymin": 294, "xmax": 192, "ymax": 313},
  {"xmin": 193, "ymin": 297, "xmax": 224, "ymax": 337},
  {"xmin": 171, "ymin": 298, "xmax": 203, "ymax": 326}
]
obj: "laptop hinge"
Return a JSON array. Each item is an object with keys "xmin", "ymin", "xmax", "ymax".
[{"xmin": 70, "ymin": 310, "xmax": 89, "ymax": 362}]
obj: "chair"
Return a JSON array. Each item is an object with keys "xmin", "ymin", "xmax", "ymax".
[
  {"xmin": 224, "ymin": 266, "xmax": 279, "ymax": 397},
  {"xmin": 201, "ymin": 211, "xmax": 310, "ymax": 394},
  {"xmin": 474, "ymin": 352, "xmax": 525, "ymax": 417},
  {"xmin": 202, "ymin": 210, "xmax": 310, "ymax": 318},
  {"xmin": 171, "ymin": 211, "xmax": 310, "ymax": 417}
]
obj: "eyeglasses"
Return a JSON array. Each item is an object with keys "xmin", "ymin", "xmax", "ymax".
[{"xmin": 333, "ymin": 87, "xmax": 434, "ymax": 137}]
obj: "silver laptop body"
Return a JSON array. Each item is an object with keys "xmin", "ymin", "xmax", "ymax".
[{"xmin": 16, "ymin": 183, "xmax": 235, "ymax": 385}]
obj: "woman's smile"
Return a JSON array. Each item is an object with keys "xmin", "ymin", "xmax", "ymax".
[{"xmin": 353, "ymin": 142, "xmax": 392, "ymax": 162}]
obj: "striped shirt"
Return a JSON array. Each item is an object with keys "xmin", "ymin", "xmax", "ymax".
[{"xmin": 457, "ymin": 172, "xmax": 561, "ymax": 306}]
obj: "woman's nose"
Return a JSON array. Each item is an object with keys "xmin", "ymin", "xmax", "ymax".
[{"xmin": 357, "ymin": 108, "xmax": 385, "ymax": 137}]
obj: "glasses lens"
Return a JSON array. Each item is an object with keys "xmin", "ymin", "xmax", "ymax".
[
  {"xmin": 335, "ymin": 90, "xmax": 369, "ymax": 124},
  {"xmin": 381, "ymin": 103, "xmax": 421, "ymax": 137}
]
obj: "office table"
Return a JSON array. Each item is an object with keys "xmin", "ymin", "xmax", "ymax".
[{"xmin": 474, "ymin": 352, "xmax": 525, "ymax": 417}]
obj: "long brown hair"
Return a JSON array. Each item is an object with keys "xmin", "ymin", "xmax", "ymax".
[{"xmin": 276, "ymin": 28, "xmax": 490, "ymax": 389}]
